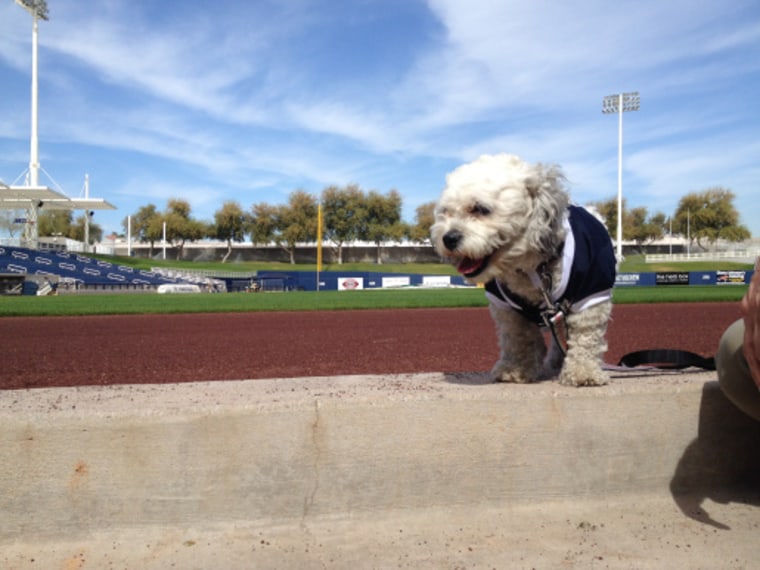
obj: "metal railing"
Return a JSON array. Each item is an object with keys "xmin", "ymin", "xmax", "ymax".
[{"xmin": 645, "ymin": 250, "xmax": 759, "ymax": 263}]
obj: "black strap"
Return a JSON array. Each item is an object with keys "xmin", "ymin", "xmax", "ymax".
[
  {"xmin": 485, "ymin": 280, "xmax": 545, "ymax": 325},
  {"xmin": 617, "ymin": 349, "xmax": 715, "ymax": 371}
]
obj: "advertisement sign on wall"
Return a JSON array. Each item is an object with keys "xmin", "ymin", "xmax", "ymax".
[
  {"xmin": 717, "ymin": 270, "xmax": 747, "ymax": 285},
  {"xmin": 655, "ymin": 272, "xmax": 690, "ymax": 285},
  {"xmin": 422, "ymin": 275, "xmax": 451, "ymax": 287},
  {"xmin": 382, "ymin": 276, "xmax": 410, "ymax": 288},
  {"xmin": 338, "ymin": 277, "xmax": 364, "ymax": 291},
  {"xmin": 615, "ymin": 273, "xmax": 640, "ymax": 287}
]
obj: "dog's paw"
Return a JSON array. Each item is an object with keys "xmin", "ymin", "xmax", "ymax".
[
  {"xmin": 491, "ymin": 362, "xmax": 534, "ymax": 384},
  {"xmin": 557, "ymin": 362, "xmax": 608, "ymax": 387}
]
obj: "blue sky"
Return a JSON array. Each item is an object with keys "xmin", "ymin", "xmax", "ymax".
[{"xmin": 1, "ymin": 0, "xmax": 759, "ymax": 238}]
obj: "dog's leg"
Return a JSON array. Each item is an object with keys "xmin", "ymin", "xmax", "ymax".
[
  {"xmin": 539, "ymin": 332, "xmax": 565, "ymax": 380},
  {"xmin": 489, "ymin": 305, "xmax": 546, "ymax": 383},
  {"xmin": 558, "ymin": 302, "xmax": 611, "ymax": 387}
]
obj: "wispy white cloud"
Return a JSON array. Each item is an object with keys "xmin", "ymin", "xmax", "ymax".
[{"xmin": 1, "ymin": 0, "xmax": 759, "ymax": 236}]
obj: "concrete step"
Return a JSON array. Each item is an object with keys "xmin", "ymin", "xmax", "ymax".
[{"xmin": 2, "ymin": 372, "xmax": 759, "ymax": 568}]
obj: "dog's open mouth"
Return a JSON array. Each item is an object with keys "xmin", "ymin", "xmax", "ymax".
[{"xmin": 456, "ymin": 255, "xmax": 491, "ymax": 278}]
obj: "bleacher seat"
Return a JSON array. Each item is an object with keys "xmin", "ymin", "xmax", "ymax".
[{"xmin": 0, "ymin": 246, "xmax": 185, "ymax": 288}]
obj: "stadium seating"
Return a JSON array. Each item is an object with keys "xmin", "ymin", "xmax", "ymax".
[{"xmin": 0, "ymin": 246, "xmax": 184, "ymax": 289}]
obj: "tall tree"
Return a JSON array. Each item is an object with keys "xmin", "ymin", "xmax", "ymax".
[
  {"xmin": 124, "ymin": 204, "xmax": 163, "ymax": 256},
  {"xmin": 275, "ymin": 190, "xmax": 318, "ymax": 264},
  {"xmin": 627, "ymin": 207, "xmax": 666, "ymax": 248},
  {"xmin": 588, "ymin": 197, "xmax": 626, "ymax": 239},
  {"xmin": 321, "ymin": 184, "xmax": 366, "ymax": 264},
  {"xmin": 588, "ymin": 197, "xmax": 667, "ymax": 248},
  {"xmin": 37, "ymin": 209, "xmax": 73, "ymax": 238},
  {"xmin": 212, "ymin": 201, "xmax": 247, "ymax": 263},
  {"xmin": 674, "ymin": 188, "xmax": 750, "ymax": 249},
  {"xmin": 362, "ymin": 189, "xmax": 406, "ymax": 264},
  {"xmin": 249, "ymin": 202, "xmax": 278, "ymax": 246},
  {"xmin": 71, "ymin": 213, "xmax": 103, "ymax": 245},
  {"xmin": 409, "ymin": 201, "xmax": 436, "ymax": 244},
  {"xmin": 164, "ymin": 198, "xmax": 205, "ymax": 260}
]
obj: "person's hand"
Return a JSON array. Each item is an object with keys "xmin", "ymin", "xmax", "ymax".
[{"xmin": 742, "ymin": 258, "xmax": 760, "ymax": 388}]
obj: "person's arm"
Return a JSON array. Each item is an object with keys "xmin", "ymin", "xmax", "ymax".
[{"xmin": 742, "ymin": 258, "xmax": 760, "ymax": 388}]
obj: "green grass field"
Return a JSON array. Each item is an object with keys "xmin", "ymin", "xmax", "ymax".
[
  {"xmin": 0, "ymin": 254, "xmax": 752, "ymax": 317},
  {"xmin": 0, "ymin": 284, "xmax": 748, "ymax": 317}
]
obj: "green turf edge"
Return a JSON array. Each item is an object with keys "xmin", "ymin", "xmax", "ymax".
[{"xmin": 0, "ymin": 284, "xmax": 748, "ymax": 318}]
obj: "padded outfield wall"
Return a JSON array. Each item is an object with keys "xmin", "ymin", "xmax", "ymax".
[
  {"xmin": 243, "ymin": 270, "xmax": 755, "ymax": 292},
  {"xmin": 251, "ymin": 271, "xmax": 472, "ymax": 292},
  {"xmin": 615, "ymin": 269, "xmax": 754, "ymax": 287}
]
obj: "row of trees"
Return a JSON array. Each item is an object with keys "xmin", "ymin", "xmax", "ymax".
[
  {"xmin": 122, "ymin": 184, "xmax": 747, "ymax": 263},
  {"xmin": 2, "ymin": 183, "xmax": 748, "ymax": 263},
  {"xmin": 591, "ymin": 187, "xmax": 750, "ymax": 250},
  {"xmin": 126, "ymin": 186, "xmax": 433, "ymax": 263}
]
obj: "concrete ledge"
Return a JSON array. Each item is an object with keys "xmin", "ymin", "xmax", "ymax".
[{"xmin": 2, "ymin": 372, "xmax": 760, "ymax": 567}]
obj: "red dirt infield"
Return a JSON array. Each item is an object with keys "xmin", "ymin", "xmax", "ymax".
[{"xmin": 1, "ymin": 302, "xmax": 741, "ymax": 390}]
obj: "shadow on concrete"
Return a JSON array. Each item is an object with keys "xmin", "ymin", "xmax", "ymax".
[
  {"xmin": 442, "ymin": 371, "xmax": 493, "ymax": 385},
  {"xmin": 670, "ymin": 381, "xmax": 760, "ymax": 529},
  {"xmin": 441, "ymin": 371, "xmax": 557, "ymax": 385}
]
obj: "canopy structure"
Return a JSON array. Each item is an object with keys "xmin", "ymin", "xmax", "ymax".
[{"xmin": 0, "ymin": 183, "xmax": 116, "ymax": 249}]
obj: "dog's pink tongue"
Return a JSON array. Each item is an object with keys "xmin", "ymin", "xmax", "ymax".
[{"xmin": 457, "ymin": 257, "xmax": 483, "ymax": 275}]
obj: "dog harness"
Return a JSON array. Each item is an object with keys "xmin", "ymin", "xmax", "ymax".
[{"xmin": 485, "ymin": 205, "xmax": 616, "ymax": 329}]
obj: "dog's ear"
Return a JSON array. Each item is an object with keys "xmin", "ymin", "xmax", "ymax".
[
  {"xmin": 524, "ymin": 163, "xmax": 563, "ymax": 197},
  {"xmin": 524, "ymin": 175, "xmax": 542, "ymax": 197},
  {"xmin": 526, "ymin": 164, "xmax": 569, "ymax": 255}
]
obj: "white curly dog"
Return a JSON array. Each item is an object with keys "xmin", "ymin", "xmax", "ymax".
[{"xmin": 431, "ymin": 154, "xmax": 617, "ymax": 387}]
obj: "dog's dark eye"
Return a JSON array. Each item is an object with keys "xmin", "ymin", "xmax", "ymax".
[{"xmin": 470, "ymin": 203, "xmax": 491, "ymax": 216}]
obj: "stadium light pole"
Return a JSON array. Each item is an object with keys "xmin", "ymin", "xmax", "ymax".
[
  {"xmin": 602, "ymin": 91, "xmax": 639, "ymax": 261},
  {"xmin": 16, "ymin": 0, "xmax": 48, "ymax": 187},
  {"xmin": 15, "ymin": 0, "xmax": 49, "ymax": 249}
]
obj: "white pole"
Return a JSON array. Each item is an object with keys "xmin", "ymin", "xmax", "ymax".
[
  {"xmin": 16, "ymin": 0, "xmax": 49, "ymax": 251},
  {"xmin": 29, "ymin": 14, "xmax": 40, "ymax": 187},
  {"xmin": 83, "ymin": 174, "xmax": 90, "ymax": 253},
  {"xmin": 602, "ymin": 92, "xmax": 639, "ymax": 263},
  {"xmin": 616, "ymin": 93, "xmax": 623, "ymax": 261},
  {"xmin": 127, "ymin": 215, "xmax": 132, "ymax": 257},
  {"xmin": 162, "ymin": 221, "xmax": 167, "ymax": 260},
  {"xmin": 687, "ymin": 210, "xmax": 690, "ymax": 257},
  {"xmin": 25, "ymin": 10, "xmax": 41, "ymax": 249}
]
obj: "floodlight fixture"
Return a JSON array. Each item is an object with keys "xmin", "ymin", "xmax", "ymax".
[
  {"xmin": 602, "ymin": 92, "xmax": 640, "ymax": 114},
  {"xmin": 14, "ymin": 0, "xmax": 49, "ymax": 20},
  {"xmin": 602, "ymin": 91, "xmax": 640, "ymax": 261}
]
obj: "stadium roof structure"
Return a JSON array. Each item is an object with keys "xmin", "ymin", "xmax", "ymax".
[
  {"xmin": 0, "ymin": 183, "xmax": 116, "ymax": 249},
  {"xmin": 0, "ymin": 184, "xmax": 116, "ymax": 211}
]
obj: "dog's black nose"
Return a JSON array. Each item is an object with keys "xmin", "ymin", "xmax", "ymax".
[{"xmin": 442, "ymin": 230, "xmax": 462, "ymax": 251}]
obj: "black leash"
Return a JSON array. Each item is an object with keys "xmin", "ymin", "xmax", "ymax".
[
  {"xmin": 535, "ymin": 263, "xmax": 571, "ymax": 357},
  {"xmin": 616, "ymin": 349, "xmax": 715, "ymax": 371}
]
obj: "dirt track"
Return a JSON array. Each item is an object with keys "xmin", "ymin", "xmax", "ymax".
[{"xmin": 0, "ymin": 302, "xmax": 741, "ymax": 390}]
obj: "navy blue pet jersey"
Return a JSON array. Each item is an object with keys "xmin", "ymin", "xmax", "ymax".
[{"xmin": 486, "ymin": 205, "xmax": 616, "ymax": 323}]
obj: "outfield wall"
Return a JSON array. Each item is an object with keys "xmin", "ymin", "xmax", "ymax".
[
  {"xmin": 247, "ymin": 271, "xmax": 473, "ymax": 292},
  {"xmin": 615, "ymin": 269, "xmax": 754, "ymax": 287},
  {"xmin": 244, "ymin": 270, "xmax": 754, "ymax": 292}
]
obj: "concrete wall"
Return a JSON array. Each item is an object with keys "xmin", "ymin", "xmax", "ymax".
[{"xmin": 2, "ymin": 372, "xmax": 759, "ymax": 543}]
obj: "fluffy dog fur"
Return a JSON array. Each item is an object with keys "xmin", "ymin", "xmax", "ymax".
[{"xmin": 431, "ymin": 153, "xmax": 615, "ymax": 387}]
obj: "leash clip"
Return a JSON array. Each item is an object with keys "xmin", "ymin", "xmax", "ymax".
[{"xmin": 541, "ymin": 301, "xmax": 570, "ymax": 356}]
